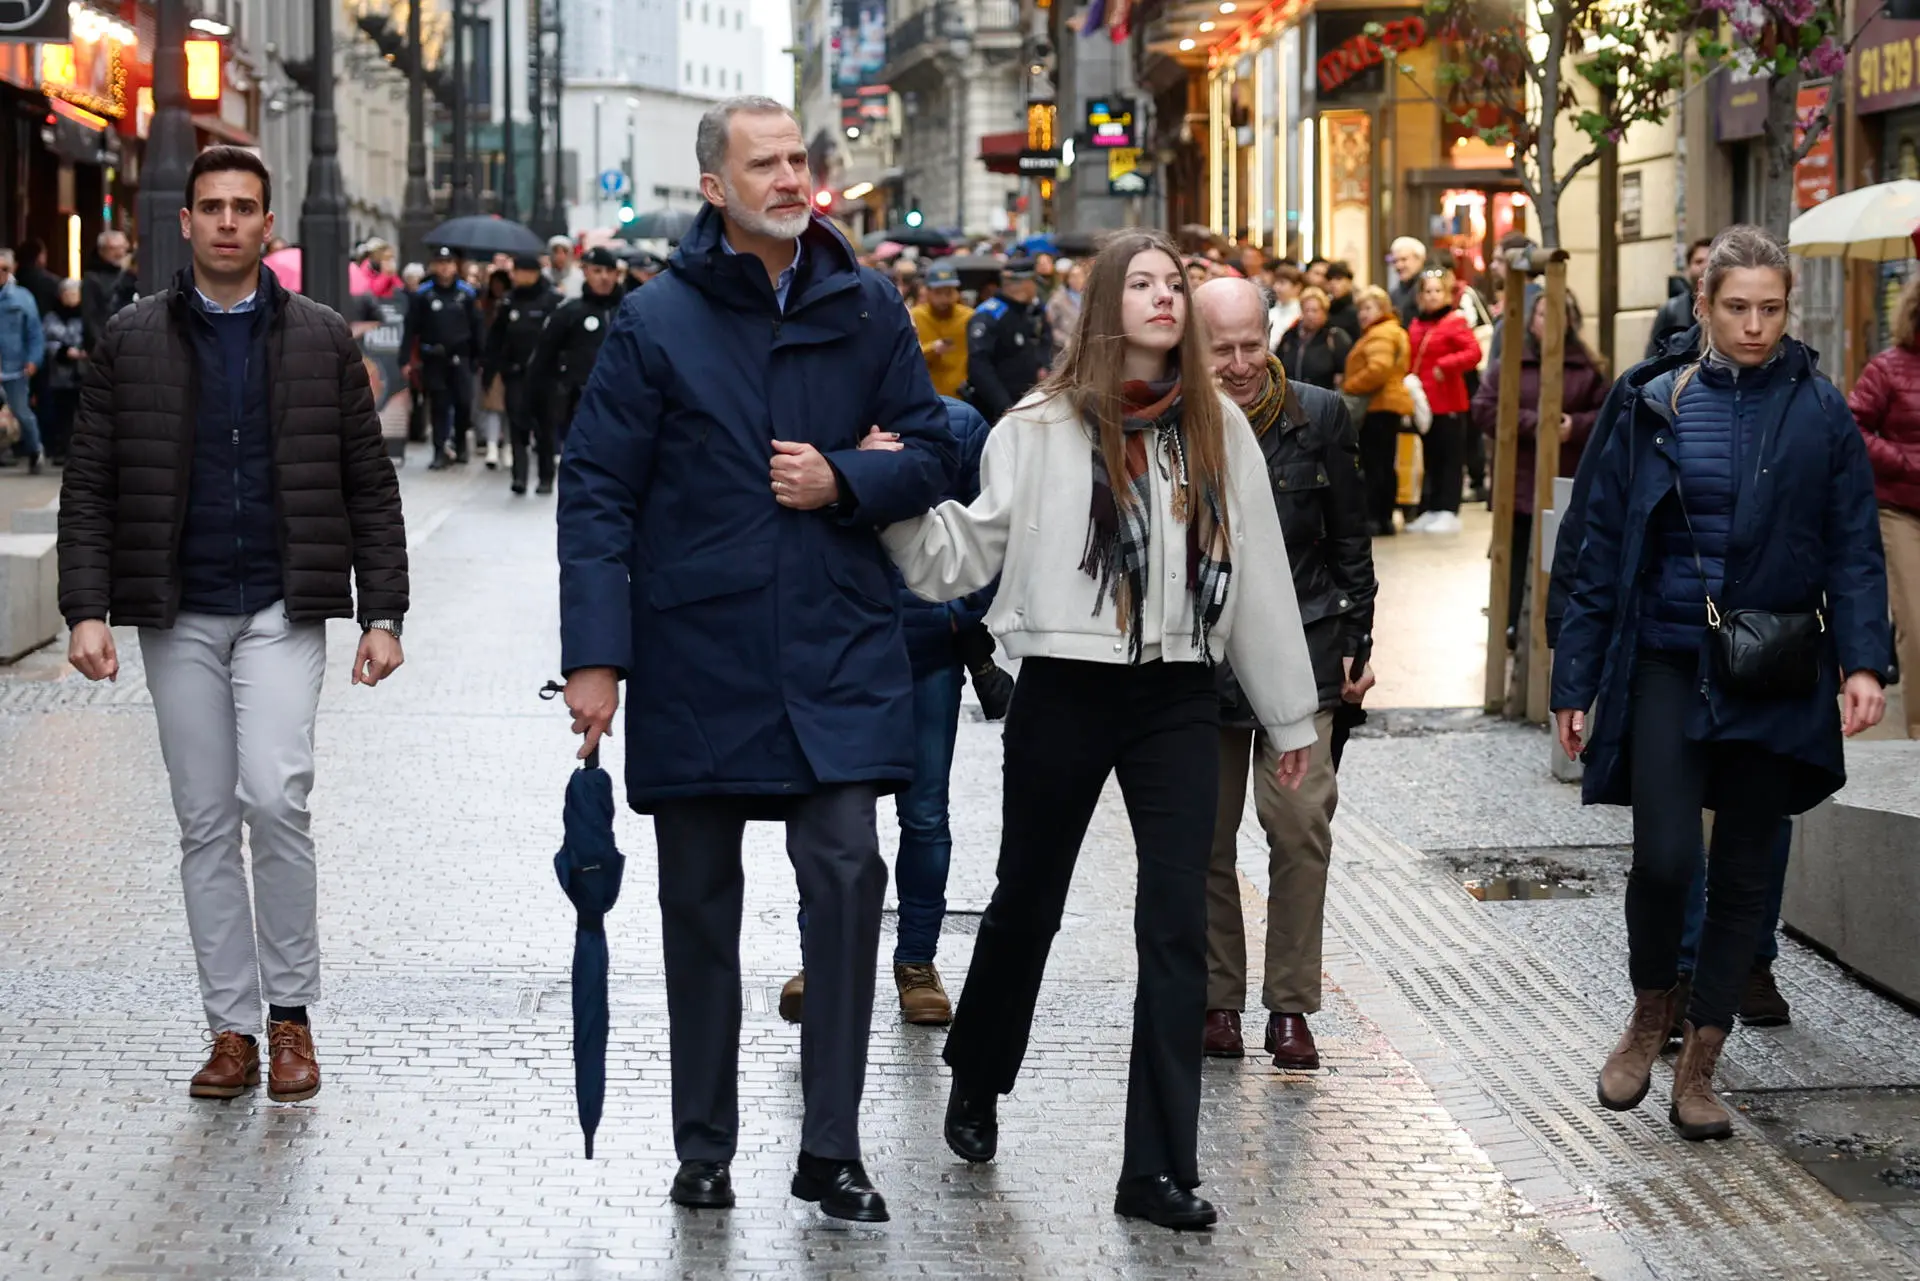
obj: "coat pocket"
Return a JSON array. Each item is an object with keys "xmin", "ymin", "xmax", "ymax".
[{"xmin": 648, "ymin": 554, "xmax": 775, "ymax": 610}]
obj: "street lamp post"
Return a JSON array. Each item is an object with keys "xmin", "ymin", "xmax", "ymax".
[
  {"xmin": 300, "ymin": 0, "xmax": 350, "ymax": 312},
  {"xmin": 135, "ymin": 0, "xmax": 194, "ymax": 291},
  {"xmin": 451, "ymin": 0, "xmax": 473, "ymax": 214},
  {"xmin": 400, "ymin": 0, "xmax": 435, "ymax": 262},
  {"xmin": 501, "ymin": 3, "xmax": 517, "ymax": 222},
  {"xmin": 529, "ymin": 0, "xmax": 547, "ymax": 232}
]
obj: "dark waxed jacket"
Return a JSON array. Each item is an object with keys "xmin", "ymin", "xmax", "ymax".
[
  {"xmin": 1219, "ymin": 377, "xmax": 1377, "ymax": 724},
  {"xmin": 1550, "ymin": 337, "xmax": 1890, "ymax": 815},
  {"xmin": 57, "ymin": 264, "xmax": 409, "ymax": 630}
]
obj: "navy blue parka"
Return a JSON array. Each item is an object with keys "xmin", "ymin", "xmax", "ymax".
[
  {"xmin": 1550, "ymin": 337, "xmax": 1890, "ymax": 815},
  {"xmin": 557, "ymin": 208, "xmax": 957, "ymax": 811},
  {"xmin": 895, "ymin": 397, "xmax": 996, "ymax": 675}
]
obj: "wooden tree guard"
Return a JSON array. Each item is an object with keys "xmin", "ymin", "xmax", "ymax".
[
  {"xmin": 1483, "ymin": 263, "xmax": 1528, "ymax": 713},
  {"xmin": 1524, "ymin": 258, "xmax": 1570, "ymax": 724}
]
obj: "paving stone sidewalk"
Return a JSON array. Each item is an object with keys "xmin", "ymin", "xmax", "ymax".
[{"xmin": 0, "ymin": 457, "xmax": 1594, "ymax": 1280}]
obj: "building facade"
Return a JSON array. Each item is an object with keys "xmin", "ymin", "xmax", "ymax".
[{"xmin": 881, "ymin": 0, "xmax": 1023, "ymax": 235}]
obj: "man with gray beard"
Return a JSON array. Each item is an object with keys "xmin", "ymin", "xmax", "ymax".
[{"xmin": 558, "ymin": 96, "xmax": 955, "ymax": 1222}]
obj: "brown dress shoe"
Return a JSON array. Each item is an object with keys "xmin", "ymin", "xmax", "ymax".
[
  {"xmin": 1203, "ymin": 1010, "xmax": 1244, "ymax": 1058},
  {"xmin": 1669, "ymin": 1021, "xmax": 1733, "ymax": 1141},
  {"xmin": 1264, "ymin": 1013, "xmax": 1320, "ymax": 1070},
  {"xmin": 267, "ymin": 1020, "xmax": 321, "ymax": 1103},
  {"xmin": 779, "ymin": 970, "xmax": 805, "ymax": 1024},
  {"xmin": 1597, "ymin": 985, "xmax": 1679, "ymax": 1111},
  {"xmin": 895, "ymin": 962, "xmax": 953, "ymax": 1025},
  {"xmin": 190, "ymin": 1030, "xmax": 260, "ymax": 1099}
]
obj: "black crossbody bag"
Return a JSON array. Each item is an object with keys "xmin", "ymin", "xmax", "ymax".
[{"xmin": 1671, "ymin": 471, "xmax": 1825, "ymax": 699}]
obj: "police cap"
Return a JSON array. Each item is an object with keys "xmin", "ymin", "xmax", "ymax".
[
  {"xmin": 512, "ymin": 252, "xmax": 542, "ymax": 270},
  {"xmin": 1001, "ymin": 258, "xmax": 1037, "ymax": 280},
  {"xmin": 580, "ymin": 246, "xmax": 622, "ymax": 269}
]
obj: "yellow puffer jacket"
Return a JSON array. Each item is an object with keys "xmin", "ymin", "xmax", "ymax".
[{"xmin": 1343, "ymin": 317, "xmax": 1414, "ymax": 417}]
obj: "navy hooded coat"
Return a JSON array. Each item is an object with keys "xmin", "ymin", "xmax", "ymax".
[
  {"xmin": 1550, "ymin": 337, "xmax": 1890, "ymax": 816},
  {"xmin": 557, "ymin": 208, "xmax": 957, "ymax": 811}
]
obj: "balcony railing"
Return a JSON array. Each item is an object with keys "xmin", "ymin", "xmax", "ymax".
[{"xmin": 887, "ymin": 0, "xmax": 1019, "ymax": 67}]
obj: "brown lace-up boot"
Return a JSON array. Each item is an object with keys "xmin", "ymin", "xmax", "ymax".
[
  {"xmin": 190, "ymin": 1030, "xmax": 260, "ymax": 1099},
  {"xmin": 267, "ymin": 1020, "xmax": 321, "ymax": 1103},
  {"xmin": 1597, "ymin": 985, "xmax": 1679, "ymax": 1111},
  {"xmin": 1669, "ymin": 1021, "xmax": 1733, "ymax": 1141}
]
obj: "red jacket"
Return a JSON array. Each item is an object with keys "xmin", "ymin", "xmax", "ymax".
[
  {"xmin": 1851, "ymin": 344, "xmax": 1920, "ymax": 516},
  {"xmin": 1407, "ymin": 309, "xmax": 1481, "ymax": 415}
]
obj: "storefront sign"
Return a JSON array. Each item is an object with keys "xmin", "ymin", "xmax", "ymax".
[
  {"xmin": 1855, "ymin": 16, "xmax": 1920, "ymax": 115},
  {"xmin": 1315, "ymin": 13, "xmax": 1425, "ymax": 99},
  {"xmin": 1712, "ymin": 66, "xmax": 1768, "ymax": 141},
  {"xmin": 40, "ymin": 31, "xmax": 128, "ymax": 121},
  {"xmin": 1795, "ymin": 82, "xmax": 1834, "ymax": 208},
  {"xmin": 1107, "ymin": 146, "xmax": 1149, "ymax": 194},
  {"xmin": 1086, "ymin": 97, "xmax": 1136, "ymax": 148},
  {"xmin": 0, "ymin": 0, "xmax": 69, "ymax": 41},
  {"xmin": 1021, "ymin": 99, "xmax": 1060, "ymax": 175}
]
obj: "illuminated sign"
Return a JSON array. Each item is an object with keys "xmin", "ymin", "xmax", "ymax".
[
  {"xmin": 185, "ymin": 39, "xmax": 221, "ymax": 102},
  {"xmin": 1021, "ymin": 100, "xmax": 1060, "ymax": 174},
  {"xmin": 1316, "ymin": 15, "xmax": 1425, "ymax": 95},
  {"xmin": 1086, "ymin": 96, "xmax": 1136, "ymax": 148},
  {"xmin": 40, "ymin": 32, "xmax": 126, "ymax": 120}
]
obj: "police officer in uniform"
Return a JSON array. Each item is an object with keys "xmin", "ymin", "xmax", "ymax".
[
  {"xmin": 401, "ymin": 245, "xmax": 485, "ymax": 470},
  {"xmin": 529, "ymin": 245, "xmax": 626, "ymax": 450},
  {"xmin": 482, "ymin": 252, "xmax": 564, "ymax": 495},
  {"xmin": 964, "ymin": 258, "xmax": 1053, "ymax": 423}
]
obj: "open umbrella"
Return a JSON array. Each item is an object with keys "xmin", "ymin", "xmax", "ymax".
[
  {"xmin": 862, "ymin": 225, "xmax": 953, "ymax": 251},
  {"xmin": 617, "ymin": 208, "xmax": 699, "ymax": 242},
  {"xmin": 1788, "ymin": 180, "xmax": 1920, "ymax": 262},
  {"xmin": 425, "ymin": 214, "xmax": 546, "ymax": 259},
  {"xmin": 263, "ymin": 247, "xmax": 302, "ymax": 294},
  {"xmin": 548, "ymin": 718, "xmax": 626, "ymax": 1159}
]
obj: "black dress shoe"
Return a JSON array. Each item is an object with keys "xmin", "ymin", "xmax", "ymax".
[
  {"xmin": 1114, "ymin": 1172, "xmax": 1217, "ymax": 1231},
  {"xmin": 535, "ymin": 478, "xmax": 554, "ymax": 495},
  {"xmin": 944, "ymin": 1078, "xmax": 998, "ymax": 1163},
  {"xmin": 510, "ymin": 482, "xmax": 528, "ymax": 495},
  {"xmin": 791, "ymin": 1152, "xmax": 889, "ymax": 1222},
  {"xmin": 670, "ymin": 1159, "xmax": 735, "ymax": 1209}
]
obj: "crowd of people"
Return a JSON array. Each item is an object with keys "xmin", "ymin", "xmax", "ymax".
[{"xmin": 31, "ymin": 90, "xmax": 1920, "ymax": 1243}]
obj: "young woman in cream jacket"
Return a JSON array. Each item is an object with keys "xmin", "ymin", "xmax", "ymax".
[{"xmin": 877, "ymin": 230, "xmax": 1319, "ymax": 1231}]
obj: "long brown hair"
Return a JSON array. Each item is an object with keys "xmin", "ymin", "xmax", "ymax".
[{"xmin": 1037, "ymin": 230, "xmax": 1230, "ymax": 521}]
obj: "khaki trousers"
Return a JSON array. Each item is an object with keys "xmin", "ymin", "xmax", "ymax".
[
  {"xmin": 1205, "ymin": 710, "xmax": 1337, "ymax": 1014},
  {"xmin": 1882, "ymin": 507, "xmax": 1920, "ymax": 738}
]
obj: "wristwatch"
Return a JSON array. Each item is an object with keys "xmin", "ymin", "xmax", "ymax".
[{"xmin": 364, "ymin": 618, "xmax": 404, "ymax": 639}]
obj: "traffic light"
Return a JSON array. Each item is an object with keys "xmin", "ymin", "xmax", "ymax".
[
  {"xmin": 619, "ymin": 199, "xmax": 635, "ymax": 224},
  {"xmin": 904, "ymin": 208, "xmax": 924, "ymax": 229}
]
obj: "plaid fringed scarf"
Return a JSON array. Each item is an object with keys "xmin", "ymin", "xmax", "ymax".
[
  {"xmin": 1079, "ymin": 379, "xmax": 1233, "ymax": 663},
  {"xmin": 1244, "ymin": 355, "xmax": 1290, "ymax": 438}
]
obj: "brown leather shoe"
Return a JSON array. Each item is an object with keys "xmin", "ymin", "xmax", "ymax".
[
  {"xmin": 1597, "ymin": 985, "xmax": 1679, "ymax": 1111},
  {"xmin": 1264, "ymin": 1013, "xmax": 1320, "ymax": 1070},
  {"xmin": 779, "ymin": 970, "xmax": 805, "ymax": 1024},
  {"xmin": 189, "ymin": 1030, "xmax": 260, "ymax": 1099},
  {"xmin": 1203, "ymin": 1010, "xmax": 1244, "ymax": 1058},
  {"xmin": 1669, "ymin": 1021, "xmax": 1733, "ymax": 1141},
  {"xmin": 267, "ymin": 1020, "xmax": 321, "ymax": 1103},
  {"xmin": 895, "ymin": 962, "xmax": 952, "ymax": 1025}
]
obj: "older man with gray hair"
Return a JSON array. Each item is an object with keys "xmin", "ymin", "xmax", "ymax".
[
  {"xmin": 1388, "ymin": 234, "xmax": 1428, "ymax": 325},
  {"xmin": 1192, "ymin": 276, "xmax": 1378, "ymax": 1071},
  {"xmin": 558, "ymin": 95, "xmax": 954, "ymax": 1222}
]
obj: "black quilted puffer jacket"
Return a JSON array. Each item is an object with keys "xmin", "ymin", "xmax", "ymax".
[{"xmin": 57, "ymin": 266, "xmax": 408, "ymax": 629}]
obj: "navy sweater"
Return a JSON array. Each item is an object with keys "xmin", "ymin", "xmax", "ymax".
[
  {"xmin": 177, "ymin": 296, "xmax": 281, "ymax": 616},
  {"xmin": 1638, "ymin": 356, "xmax": 1780, "ymax": 653}
]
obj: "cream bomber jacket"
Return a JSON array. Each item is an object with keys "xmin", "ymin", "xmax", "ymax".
[{"xmin": 880, "ymin": 390, "xmax": 1321, "ymax": 752}]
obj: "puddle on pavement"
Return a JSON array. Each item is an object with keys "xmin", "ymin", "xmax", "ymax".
[
  {"xmin": 1463, "ymin": 877, "xmax": 1593, "ymax": 902},
  {"xmin": 1730, "ymin": 1088, "xmax": 1920, "ymax": 1204}
]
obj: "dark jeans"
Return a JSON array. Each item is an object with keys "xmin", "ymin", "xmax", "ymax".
[
  {"xmin": 1627, "ymin": 649, "xmax": 1789, "ymax": 1031},
  {"xmin": 427, "ymin": 366, "xmax": 471, "ymax": 454},
  {"xmin": 506, "ymin": 375, "xmax": 556, "ymax": 487},
  {"xmin": 1358, "ymin": 411, "xmax": 1401, "ymax": 532},
  {"xmin": 1679, "ymin": 819, "xmax": 1791, "ymax": 971},
  {"xmin": 40, "ymin": 386, "xmax": 79, "ymax": 461},
  {"xmin": 945, "ymin": 657, "xmax": 1217, "ymax": 1187},
  {"xmin": 654, "ymin": 784, "xmax": 886, "ymax": 1162},
  {"xmin": 1422, "ymin": 411, "xmax": 1468, "ymax": 514},
  {"xmin": 896, "ymin": 662, "xmax": 963, "ymax": 964},
  {"xmin": 1507, "ymin": 511, "xmax": 1534, "ymax": 642}
]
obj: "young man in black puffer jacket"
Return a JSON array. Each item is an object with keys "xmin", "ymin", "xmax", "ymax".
[{"xmin": 57, "ymin": 147, "xmax": 408, "ymax": 1108}]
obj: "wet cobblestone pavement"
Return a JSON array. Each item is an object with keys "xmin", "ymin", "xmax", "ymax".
[{"xmin": 0, "ymin": 458, "xmax": 1911, "ymax": 1278}]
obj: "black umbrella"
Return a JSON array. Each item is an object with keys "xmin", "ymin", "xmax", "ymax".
[
  {"xmin": 547, "ymin": 705, "xmax": 626, "ymax": 1159},
  {"xmin": 617, "ymin": 208, "xmax": 699, "ymax": 242},
  {"xmin": 861, "ymin": 225, "xmax": 954, "ymax": 251},
  {"xmin": 424, "ymin": 214, "xmax": 546, "ymax": 259}
]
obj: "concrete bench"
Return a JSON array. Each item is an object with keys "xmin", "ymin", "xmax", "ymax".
[
  {"xmin": 1783, "ymin": 741, "xmax": 1920, "ymax": 1003},
  {"xmin": 11, "ymin": 498, "xmax": 57, "ymax": 535},
  {"xmin": 0, "ymin": 532, "xmax": 59, "ymax": 662}
]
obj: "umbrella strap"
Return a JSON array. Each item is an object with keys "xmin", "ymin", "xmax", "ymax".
[{"xmin": 578, "ymin": 910, "xmax": 607, "ymax": 935}]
